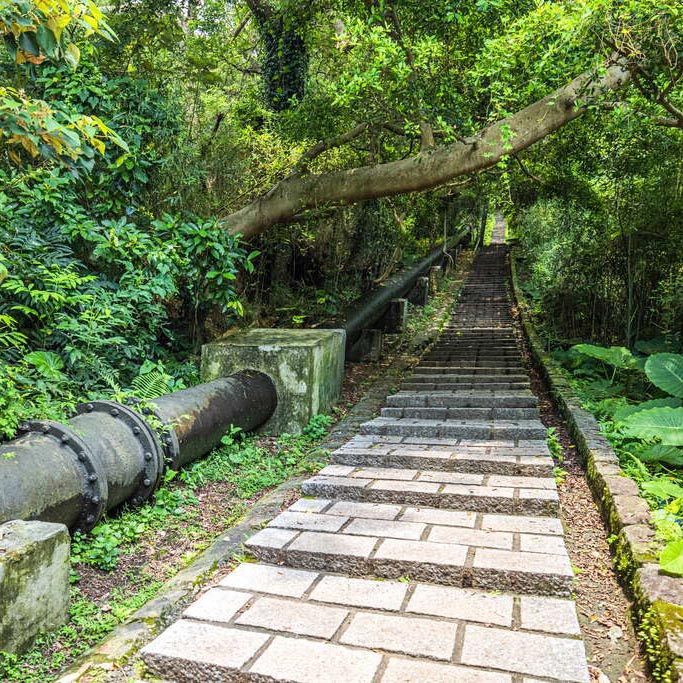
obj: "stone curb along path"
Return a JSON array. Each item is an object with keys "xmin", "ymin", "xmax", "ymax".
[
  {"xmin": 140, "ymin": 228, "xmax": 593, "ymax": 682},
  {"xmin": 510, "ymin": 250, "xmax": 683, "ymax": 681}
]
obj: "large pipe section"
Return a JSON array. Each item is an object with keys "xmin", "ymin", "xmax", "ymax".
[
  {"xmin": 0, "ymin": 370, "xmax": 276, "ymax": 532},
  {"xmin": 338, "ymin": 231, "xmax": 469, "ymax": 347}
]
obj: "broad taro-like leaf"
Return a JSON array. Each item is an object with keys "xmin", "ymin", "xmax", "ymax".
[
  {"xmin": 645, "ymin": 354, "xmax": 683, "ymax": 398},
  {"xmin": 635, "ymin": 445, "xmax": 683, "ymax": 466},
  {"xmin": 660, "ymin": 540, "xmax": 683, "ymax": 576},
  {"xmin": 622, "ymin": 407, "xmax": 683, "ymax": 446},
  {"xmin": 642, "ymin": 478, "xmax": 683, "ymax": 500},
  {"xmin": 572, "ymin": 344, "xmax": 635, "ymax": 369},
  {"xmin": 614, "ymin": 398, "xmax": 682, "ymax": 424}
]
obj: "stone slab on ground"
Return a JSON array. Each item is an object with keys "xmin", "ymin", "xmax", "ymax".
[{"xmin": 0, "ymin": 519, "xmax": 70, "ymax": 654}]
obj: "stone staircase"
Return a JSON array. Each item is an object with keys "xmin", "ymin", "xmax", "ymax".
[{"xmin": 141, "ymin": 236, "xmax": 590, "ymax": 682}]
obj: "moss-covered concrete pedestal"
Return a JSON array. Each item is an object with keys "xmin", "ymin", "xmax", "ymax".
[
  {"xmin": 0, "ymin": 520, "xmax": 70, "ymax": 654},
  {"xmin": 201, "ymin": 329, "xmax": 346, "ymax": 434}
]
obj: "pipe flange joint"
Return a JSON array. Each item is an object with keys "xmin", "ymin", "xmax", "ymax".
[
  {"xmin": 76, "ymin": 400, "xmax": 165, "ymax": 507},
  {"xmin": 24, "ymin": 420, "xmax": 109, "ymax": 532},
  {"xmin": 126, "ymin": 397, "xmax": 181, "ymax": 470}
]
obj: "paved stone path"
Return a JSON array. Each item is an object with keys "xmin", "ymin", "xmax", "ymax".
[{"xmin": 141, "ymin": 226, "xmax": 590, "ymax": 682}]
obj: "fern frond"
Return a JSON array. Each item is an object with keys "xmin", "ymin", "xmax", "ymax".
[{"xmin": 131, "ymin": 370, "xmax": 171, "ymax": 400}]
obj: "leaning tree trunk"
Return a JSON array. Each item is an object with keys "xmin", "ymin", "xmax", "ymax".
[{"xmin": 221, "ymin": 60, "xmax": 630, "ymax": 239}]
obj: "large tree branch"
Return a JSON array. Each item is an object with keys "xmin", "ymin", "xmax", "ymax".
[{"xmin": 221, "ymin": 60, "xmax": 630, "ymax": 239}]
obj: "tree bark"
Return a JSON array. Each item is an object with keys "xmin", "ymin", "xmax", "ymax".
[{"xmin": 221, "ymin": 60, "xmax": 630, "ymax": 239}]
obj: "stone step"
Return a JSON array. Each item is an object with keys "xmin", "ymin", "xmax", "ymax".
[
  {"xmin": 408, "ymin": 372, "xmax": 529, "ymax": 382},
  {"xmin": 386, "ymin": 390, "xmax": 538, "ymax": 408},
  {"xmin": 405, "ymin": 374, "xmax": 529, "ymax": 384},
  {"xmin": 245, "ymin": 527, "xmax": 572, "ymax": 598},
  {"xmin": 331, "ymin": 441, "xmax": 553, "ymax": 476},
  {"xmin": 434, "ymin": 340, "xmax": 518, "ymax": 346},
  {"xmin": 422, "ymin": 352, "xmax": 521, "ymax": 365},
  {"xmin": 380, "ymin": 407, "xmax": 539, "ymax": 420},
  {"xmin": 360, "ymin": 417, "xmax": 547, "ymax": 440},
  {"xmin": 267, "ymin": 497, "xmax": 564, "ymax": 550},
  {"xmin": 413, "ymin": 366, "xmax": 527, "ymax": 376},
  {"xmin": 401, "ymin": 382, "xmax": 531, "ymax": 391},
  {"xmin": 419, "ymin": 360, "xmax": 524, "ymax": 368},
  {"xmin": 141, "ymin": 563, "xmax": 588, "ymax": 682},
  {"xmin": 300, "ymin": 468, "xmax": 559, "ymax": 517},
  {"xmin": 343, "ymin": 435, "xmax": 551, "ymax": 453}
]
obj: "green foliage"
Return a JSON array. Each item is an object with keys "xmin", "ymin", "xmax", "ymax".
[
  {"xmin": 646, "ymin": 354, "xmax": 683, "ymax": 399},
  {"xmin": 622, "ymin": 408, "xmax": 683, "ymax": 446},
  {"xmin": 182, "ymin": 414, "xmax": 333, "ymax": 498},
  {"xmin": 0, "ymin": 581, "xmax": 162, "ymax": 683},
  {"xmin": 660, "ymin": 540, "xmax": 683, "ymax": 577},
  {"xmin": 613, "ymin": 398, "xmax": 683, "ymax": 425},
  {"xmin": 73, "ymin": 414, "xmax": 333, "ymax": 571},
  {"xmin": 546, "ymin": 426, "xmax": 563, "ymax": 462},
  {"xmin": 71, "ymin": 483, "xmax": 198, "ymax": 570},
  {"xmin": 573, "ymin": 344, "xmax": 636, "ymax": 370}
]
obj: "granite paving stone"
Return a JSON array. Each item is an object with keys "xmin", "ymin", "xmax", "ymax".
[
  {"xmin": 182, "ymin": 588, "xmax": 251, "ymax": 623},
  {"xmin": 407, "ymin": 584, "xmax": 513, "ymax": 626},
  {"xmin": 340, "ymin": 612, "xmax": 458, "ymax": 660},
  {"xmin": 250, "ymin": 635, "xmax": 382, "ymax": 683},
  {"xmin": 460, "ymin": 625, "xmax": 589, "ymax": 682},
  {"xmin": 235, "ymin": 596, "xmax": 348, "ymax": 638},
  {"xmin": 309, "ymin": 575, "xmax": 407, "ymax": 610},
  {"xmin": 218, "ymin": 563, "xmax": 318, "ymax": 598},
  {"xmin": 381, "ymin": 658, "xmax": 514, "ymax": 683}
]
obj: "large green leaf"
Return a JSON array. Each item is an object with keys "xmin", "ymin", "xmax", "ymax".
[
  {"xmin": 660, "ymin": 540, "xmax": 683, "ymax": 576},
  {"xmin": 573, "ymin": 344, "xmax": 635, "ymax": 369},
  {"xmin": 636, "ymin": 445, "xmax": 683, "ymax": 466},
  {"xmin": 645, "ymin": 354, "xmax": 683, "ymax": 398},
  {"xmin": 614, "ymin": 398, "xmax": 682, "ymax": 424},
  {"xmin": 642, "ymin": 478, "xmax": 683, "ymax": 500},
  {"xmin": 23, "ymin": 350, "xmax": 65, "ymax": 379},
  {"xmin": 622, "ymin": 407, "xmax": 683, "ymax": 445}
]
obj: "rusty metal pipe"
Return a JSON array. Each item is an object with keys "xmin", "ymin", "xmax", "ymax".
[
  {"xmin": 337, "ymin": 231, "xmax": 469, "ymax": 349},
  {"xmin": 151, "ymin": 371, "xmax": 277, "ymax": 469},
  {"xmin": 0, "ymin": 370, "xmax": 277, "ymax": 532}
]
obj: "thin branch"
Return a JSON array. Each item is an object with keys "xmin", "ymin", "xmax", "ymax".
[
  {"xmin": 295, "ymin": 122, "xmax": 370, "ymax": 170},
  {"xmin": 512, "ymin": 154, "xmax": 542, "ymax": 183},
  {"xmin": 232, "ymin": 12, "xmax": 252, "ymax": 39},
  {"xmin": 656, "ymin": 117, "xmax": 683, "ymax": 129}
]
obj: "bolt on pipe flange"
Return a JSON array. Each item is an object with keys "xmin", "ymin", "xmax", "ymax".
[
  {"xmin": 125, "ymin": 397, "xmax": 182, "ymax": 469},
  {"xmin": 76, "ymin": 400, "xmax": 165, "ymax": 507},
  {"xmin": 22, "ymin": 420, "xmax": 109, "ymax": 532}
]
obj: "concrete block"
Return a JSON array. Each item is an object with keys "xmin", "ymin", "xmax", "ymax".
[
  {"xmin": 378, "ymin": 298, "xmax": 408, "ymax": 333},
  {"xmin": 347, "ymin": 328, "xmax": 383, "ymax": 362},
  {"xmin": 407, "ymin": 276, "xmax": 429, "ymax": 306},
  {"xmin": 201, "ymin": 328, "xmax": 345, "ymax": 434},
  {"xmin": 429, "ymin": 265, "xmax": 443, "ymax": 294},
  {"xmin": 0, "ymin": 520, "xmax": 70, "ymax": 654}
]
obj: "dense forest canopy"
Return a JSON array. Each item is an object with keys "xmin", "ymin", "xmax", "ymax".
[{"xmin": 1, "ymin": 0, "xmax": 682, "ymax": 435}]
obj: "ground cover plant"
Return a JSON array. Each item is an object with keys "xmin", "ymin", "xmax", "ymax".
[{"xmin": 552, "ymin": 342, "xmax": 683, "ymax": 575}]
